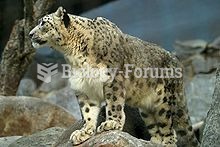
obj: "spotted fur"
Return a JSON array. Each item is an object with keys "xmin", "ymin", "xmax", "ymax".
[{"xmin": 30, "ymin": 7, "xmax": 198, "ymax": 146}]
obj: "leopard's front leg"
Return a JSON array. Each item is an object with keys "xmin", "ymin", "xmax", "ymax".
[
  {"xmin": 70, "ymin": 94, "xmax": 100, "ymax": 145},
  {"xmin": 97, "ymin": 73, "xmax": 126, "ymax": 133}
]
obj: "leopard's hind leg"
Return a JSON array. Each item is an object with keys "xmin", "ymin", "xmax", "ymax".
[
  {"xmin": 137, "ymin": 80, "xmax": 177, "ymax": 146},
  {"xmin": 172, "ymin": 80, "xmax": 199, "ymax": 147}
]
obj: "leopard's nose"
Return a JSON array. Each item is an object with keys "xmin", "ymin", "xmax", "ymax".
[{"xmin": 29, "ymin": 32, "xmax": 34, "ymax": 38}]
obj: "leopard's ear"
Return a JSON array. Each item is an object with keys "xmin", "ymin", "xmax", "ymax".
[
  {"xmin": 55, "ymin": 7, "xmax": 64, "ymax": 18},
  {"xmin": 55, "ymin": 6, "xmax": 70, "ymax": 28}
]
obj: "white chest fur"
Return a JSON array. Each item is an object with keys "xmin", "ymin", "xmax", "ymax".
[
  {"xmin": 69, "ymin": 77, "xmax": 103, "ymax": 101},
  {"xmin": 66, "ymin": 55, "xmax": 111, "ymax": 101},
  {"xmin": 68, "ymin": 66, "xmax": 110, "ymax": 101}
]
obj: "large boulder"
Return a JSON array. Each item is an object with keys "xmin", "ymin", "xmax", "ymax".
[
  {"xmin": 43, "ymin": 85, "xmax": 82, "ymax": 120},
  {"xmin": 9, "ymin": 127, "xmax": 65, "ymax": 147},
  {"xmin": 9, "ymin": 125, "xmax": 161, "ymax": 147},
  {"xmin": 54, "ymin": 120, "xmax": 158, "ymax": 147},
  {"xmin": 0, "ymin": 96, "xmax": 75, "ymax": 136},
  {"xmin": 72, "ymin": 131, "xmax": 161, "ymax": 147}
]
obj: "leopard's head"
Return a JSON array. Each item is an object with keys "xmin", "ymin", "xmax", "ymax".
[{"xmin": 29, "ymin": 7, "xmax": 70, "ymax": 49}]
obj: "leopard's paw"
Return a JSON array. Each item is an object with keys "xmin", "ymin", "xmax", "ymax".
[
  {"xmin": 150, "ymin": 136, "xmax": 177, "ymax": 147},
  {"xmin": 97, "ymin": 120, "xmax": 123, "ymax": 133},
  {"xmin": 69, "ymin": 127, "xmax": 95, "ymax": 145},
  {"xmin": 150, "ymin": 136, "xmax": 163, "ymax": 145}
]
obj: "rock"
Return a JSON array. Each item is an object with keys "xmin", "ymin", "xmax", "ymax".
[
  {"xmin": 174, "ymin": 38, "xmax": 220, "ymax": 76},
  {"xmin": 9, "ymin": 127, "xmax": 65, "ymax": 147},
  {"xmin": 0, "ymin": 136, "xmax": 22, "ymax": 147},
  {"xmin": 174, "ymin": 39, "xmax": 207, "ymax": 57},
  {"xmin": 32, "ymin": 72, "xmax": 68, "ymax": 98},
  {"xmin": 8, "ymin": 125, "xmax": 160, "ymax": 147},
  {"xmin": 53, "ymin": 120, "xmax": 84, "ymax": 147},
  {"xmin": 55, "ymin": 129, "xmax": 161, "ymax": 147},
  {"xmin": 201, "ymin": 67, "xmax": 220, "ymax": 147},
  {"xmin": 37, "ymin": 72, "xmax": 68, "ymax": 92},
  {"xmin": 185, "ymin": 73, "xmax": 216, "ymax": 124},
  {"xmin": 44, "ymin": 85, "xmax": 82, "ymax": 120},
  {"xmin": 190, "ymin": 55, "xmax": 219, "ymax": 74},
  {"xmin": 0, "ymin": 96, "xmax": 75, "ymax": 136},
  {"xmin": 208, "ymin": 36, "xmax": 220, "ymax": 49},
  {"xmin": 54, "ymin": 106, "xmax": 150, "ymax": 147},
  {"xmin": 16, "ymin": 78, "xmax": 37, "ymax": 96},
  {"xmin": 55, "ymin": 120, "xmax": 157, "ymax": 147},
  {"xmin": 77, "ymin": 131, "xmax": 161, "ymax": 147}
]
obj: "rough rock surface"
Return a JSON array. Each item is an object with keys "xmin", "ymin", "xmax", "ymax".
[
  {"xmin": 0, "ymin": 136, "xmax": 22, "ymax": 147},
  {"xmin": 54, "ymin": 120, "xmax": 84, "ymax": 147},
  {"xmin": 174, "ymin": 37, "xmax": 220, "ymax": 76},
  {"xmin": 9, "ymin": 127, "xmax": 65, "ymax": 147},
  {"xmin": 16, "ymin": 78, "xmax": 37, "ymax": 96},
  {"xmin": 0, "ymin": 96, "xmax": 75, "ymax": 136},
  {"xmin": 32, "ymin": 72, "xmax": 68, "ymax": 98},
  {"xmin": 43, "ymin": 85, "xmax": 81, "ymax": 120},
  {"xmin": 8, "ymin": 125, "xmax": 161, "ymax": 147},
  {"xmin": 186, "ymin": 73, "xmax": 216, "ymax": 123},
  {"xmin": 201, "ymin": 66, "xmax": 220, "ymax": 147},
  {"xmin": 73, "ymin": 131, "xmax": 161, "ymax": 147},
  {"xmin": 54, "ymin": 121, "xmax": 155, "ymax": 147}
]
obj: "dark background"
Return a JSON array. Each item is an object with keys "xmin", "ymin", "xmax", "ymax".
[{"xmin": 1, "ymin": 0, "xmax": 220, "ymax": 56}]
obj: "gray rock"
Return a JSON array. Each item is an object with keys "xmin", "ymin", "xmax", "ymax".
[
  {"xmin": 9, "ymin": 127, "xmax": 65, "ymax": 147},
  {"xmin": 45, "ymin": 85, "xmax": 81, "ymax": 120},
  {"xmin": 0, "ymin": 96, "xmax": 75, "ymax": 136},
  {"xmin": 201, "ymin": 67, "xmax": 220, "ymax": 147},
  {"xmin": 186, "ymin": 73, "xmax": 216, "ymax": 124},
  {"xmin": 53, "ymin": 120, "xmax": 84, "ymax": 147},
  {"xmin": 0, "ymin": 136, "xmax": 22, "ymax": 147},
  {"xmin": 174, "ymin": 39, "xmax": 207, "ymax": 56},
  {"xmin": 191, "ymin": 55, "xmax": 219, "ymax": 74},
  {"xmin": 78, "ymin": 131, "xmax": 161, "ymax": 147},
  {"xmin": 174, "ymin": 38, "xmax": 220, "ymax": 76},
  {"xmin": 208, "ymin": 36, "xmax": 220, "ymax": 49},
  {"xmin": 7, "ymin": 124, "xmax": 160, "ymax": 147},
  {"xmin": 55, "ymin": 119, "xmax": 159, "ymax": 147},
  {"xmin": 16, "ymin": 78, "xmax": 37, "ymax": 96},
  {"xmin": 38, "ymin": 72, "xmax": 68, "ymax": 91},
  {"xmin": 33, "ymin": 72, "xmax": 68, "ymax": 97}
]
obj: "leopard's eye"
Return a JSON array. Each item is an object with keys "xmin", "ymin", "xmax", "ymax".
[
  {"xmin": 38, "ymin": 19, "xmax": 46, "ymax": 26},
  {"xmin": 40, "ymin": 21, "xmax": 45, "ymax": 26}
]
